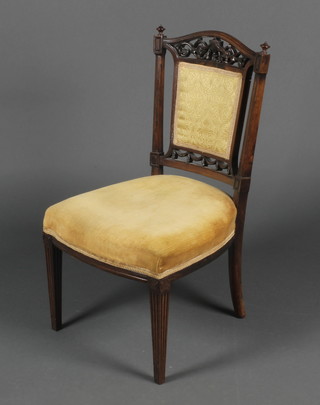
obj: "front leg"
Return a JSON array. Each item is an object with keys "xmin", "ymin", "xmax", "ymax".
[
  {"xmin": 149, "ymin": 279, "xmax": 171, "ymax": 384},
  {"xmin": 43, "ymin": 234, "xmax": 63, "ymax": 330}
]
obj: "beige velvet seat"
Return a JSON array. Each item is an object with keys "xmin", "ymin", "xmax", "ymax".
[{"xmin": 44, "ymin": 175, "xmax": 236, "ymax": 279}]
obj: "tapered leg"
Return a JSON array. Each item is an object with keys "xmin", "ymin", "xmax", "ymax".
[
  {"xmin": 43, "ymin": 234, "xmax": 62, "ymax": 330},
  {"xmin": 149, "ymin": 280, "xmax": 170, "ymax": 384},
  {"xmin": 228, "ymin": 237, "xmax": 246, "ymax": 318}
]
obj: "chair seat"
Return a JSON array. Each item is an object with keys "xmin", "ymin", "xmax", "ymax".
[{"xmin": 43, "ymin": 175, "xmax": 236, "ymax": 279}]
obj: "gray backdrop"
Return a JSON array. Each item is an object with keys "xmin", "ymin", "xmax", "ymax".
[{"xmin": 1, "ymin": 1, "xmax": 319, "ymax": 404}]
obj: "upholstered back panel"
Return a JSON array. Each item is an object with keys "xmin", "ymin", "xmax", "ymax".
[{"xmin": 173, "ymin": 62, "xmax": 242, "ymax": 160}]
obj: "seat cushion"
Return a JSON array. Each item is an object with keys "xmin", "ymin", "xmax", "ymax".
[{"xmin": 43, "ymin": 175, "xmax": 236, "ymax": 279}]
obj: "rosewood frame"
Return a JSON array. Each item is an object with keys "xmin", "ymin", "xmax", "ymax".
[{"xmin": 44, "ymin": 27, "xmax": 270, "ymax": 385}]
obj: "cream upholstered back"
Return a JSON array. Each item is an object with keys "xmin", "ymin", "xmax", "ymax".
[
  {"xmin": 173, "ymin": 62, "xmax": 242, "ymax": 160},
  {"xmin": 153, "ymin": 30, "xmax": 270, "ymax": 183}
]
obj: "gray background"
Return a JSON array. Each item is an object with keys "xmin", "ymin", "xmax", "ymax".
[{"xmin": 1, "ymin": 0, "xmax": 319, "ymax": 404}]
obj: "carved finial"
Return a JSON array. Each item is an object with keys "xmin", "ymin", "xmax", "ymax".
[
  {"xmin": 156, "ymin": 25, "xmax": 165, "ymax": 36},
  {"xmin": 260, "ymin": 42, "xmax": 270, "ymax": 55}
]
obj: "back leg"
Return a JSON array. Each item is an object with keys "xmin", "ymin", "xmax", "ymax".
[{"xmin": 228, "ymin": 237, "xmax": 246, "ymax": 318}]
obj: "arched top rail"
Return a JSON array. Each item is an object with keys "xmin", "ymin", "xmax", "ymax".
[{"xmin": 162, "ymin": 31, "xmax": 257, "ymax": 69}]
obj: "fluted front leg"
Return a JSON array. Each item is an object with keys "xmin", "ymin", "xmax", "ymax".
[
  {"xmin": 149, "ymin": 279, "xmax": 171, "ymax": 384},
  {"xmin": 228, "ymin": 236, "xmax": 246, "ymax": 318},
  {"xmin": 43, "ymin": 234, "xmax": 63, "ymax": 331}
]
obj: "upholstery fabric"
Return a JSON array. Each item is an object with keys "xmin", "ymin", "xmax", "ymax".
[
  {"xmin": 173, "ymin": 62, "xmax": 242, "ymax": 159},
  {"xmin": 43, "ymin": 175, "xmax": 236, "ymax": 279}
]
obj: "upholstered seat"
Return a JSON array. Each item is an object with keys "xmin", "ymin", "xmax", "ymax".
[{"xmin": 44, "ymin": 175, "xmax": 236, "ymax": 279}]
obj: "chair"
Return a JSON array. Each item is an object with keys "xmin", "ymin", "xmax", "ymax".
[{"xmin": 43, "ymin": 26, "xmax": 270, "ymax": 384}]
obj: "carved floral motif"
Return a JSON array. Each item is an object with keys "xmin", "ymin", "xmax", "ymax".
[
  {"xmin": 170, "ymin": 148, "xmax": 231, "ymax": 175},
  {"xmin": 172, "ymin": 37, "xmax": 248, "ymax": 68}
]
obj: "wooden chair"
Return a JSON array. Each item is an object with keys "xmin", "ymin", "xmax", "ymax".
[{"xmin": 43, "ymin": 26, "xmax": 270, "ymax": 384}]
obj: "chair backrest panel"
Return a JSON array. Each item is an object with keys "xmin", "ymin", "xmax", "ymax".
[
  {"xmin": 151, "ymin": 28, "xmax": 270, "ymax": 188},
  {"xmin": 172, "ymin": 61, "xmax": 243, "ymax": 160}
]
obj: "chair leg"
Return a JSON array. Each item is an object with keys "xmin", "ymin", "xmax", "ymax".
[
  {"xmin": 43, "ymin": 234, "xmax": 62, "ymax": 331},
  {"xmin": 149, "ymin": 280, "xmax": 170, "ymax": 384},
  {"xmin": 228, "ymin": 236, "xmax": 246, "ymax": 318}
]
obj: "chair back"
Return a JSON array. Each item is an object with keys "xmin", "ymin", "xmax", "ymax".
[{"xmin": 151, "ymin": 27, "xmax": 270, "ymax": 192}]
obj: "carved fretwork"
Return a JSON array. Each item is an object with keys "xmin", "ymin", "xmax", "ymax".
[
  {"xmin": 172, "ymin": 37, "xmax": 248, "ymax": 68},
  {"xmin": 170, "ymin": 148, "xmax": 231, "ymax": 175}
]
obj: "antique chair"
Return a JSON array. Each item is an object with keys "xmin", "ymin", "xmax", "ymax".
[{"xmin": 43, "ymin": 26, "xmax": 270, "ymax": 384}]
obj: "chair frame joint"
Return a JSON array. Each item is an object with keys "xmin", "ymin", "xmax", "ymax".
[
  {"xmin": 150, "ymin": 151, "xmax": 164, "ymax": 167},
  {"xmin": 254, "ymin": 53, "xmax": 270, "ymax": 74},
  {"xmin": 234, "ymin": 176, "xmax": 251, "ymax": 192},
  {"xmin": 149, "ymin": 278, "xmax": 171, "ymax": 294},
  {"xmin": 153, "ymin": 30, "xmax": 166, "ymax": 55},
  {"xmin": 43, "ymin": 232, "xmax": 52, "ymax": 244}
]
